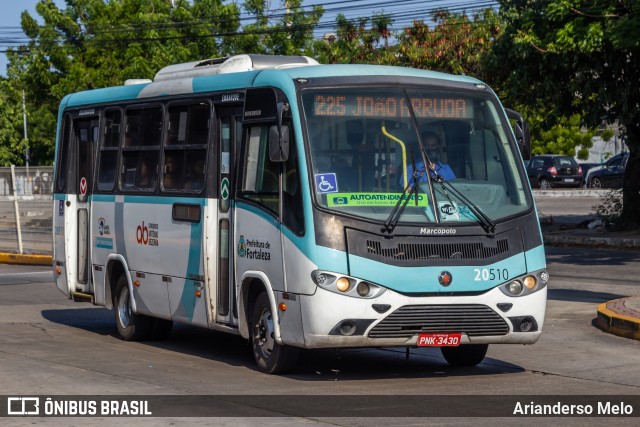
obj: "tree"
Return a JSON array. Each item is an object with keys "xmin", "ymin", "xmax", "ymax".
[
  {"xmin": 0, "ymin": 85, "xmax": 26, "ymax": 166},
  {"xmin": 227, "ymin": 0, "xmax": 322, "ymax": 56},
  {"xmin": 5, "ymin": 0, "xmax": 319, "ymax": 165},
  {"xmin": 3, "ymin": 0, "xmax": 244, "ymax": 165},
  {"xmin": 486, "ymin": 0, "xmax": 640, "ymax": 228},
  {"xmin": 314, "ymin": 14, "xmax": 394, "ymax": 64},
  {"xmin": 398, "ymin": 9, "xmax": 502, "ymax": 77}
]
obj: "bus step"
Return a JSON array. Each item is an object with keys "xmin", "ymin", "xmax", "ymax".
[{"xmin": 71, "ymin": 292, "xmax": 94, "ymax": 303}]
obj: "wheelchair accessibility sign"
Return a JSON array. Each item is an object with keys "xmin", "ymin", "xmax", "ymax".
[{"xmin": 314, "ymin": 173, "xmax": 338, "ymax": 194}]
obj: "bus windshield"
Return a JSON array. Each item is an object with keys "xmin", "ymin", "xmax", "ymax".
[{"xmin": 301, "ymin": 87, "xmax": 531, "ymax": 226}]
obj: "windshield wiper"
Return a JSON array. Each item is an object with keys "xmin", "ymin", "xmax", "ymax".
[
  {"xmin": 431, "ymin": 172, "xmax": 496, "ymax": 236},
  {"xmin": 381, "ymin": 167, "xmax": 425, "ymax": 234}
]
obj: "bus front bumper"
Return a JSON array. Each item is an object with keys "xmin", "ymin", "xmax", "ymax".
[{"xmin": 295, "ymin": 285, "xmax": 546, "ymax": 349}]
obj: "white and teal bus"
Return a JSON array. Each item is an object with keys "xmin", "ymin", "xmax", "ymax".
[{"xmin": 52, "ymin": 54, "xmax": 547, "ymax": 373}]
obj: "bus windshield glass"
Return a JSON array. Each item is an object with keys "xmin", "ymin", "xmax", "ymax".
[{"xmin": 301, "ymin": 87, "xmax": 531, "ymax": 225}]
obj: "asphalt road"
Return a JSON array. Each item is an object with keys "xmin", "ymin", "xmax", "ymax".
[
  {"xmin": 1, "ymin": 246, "xmax": 639, "ymax": 425},
  {"xmin": 535, "ymin": 195, "xmax": 599, "ymax": 224}
]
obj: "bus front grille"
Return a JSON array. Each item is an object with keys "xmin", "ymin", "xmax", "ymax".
[
  {"xmin": 366, "ymin": 239, "xmax": 509, "ymax": 261},
  {"xmin": 368, "ymin": 304, "xmax": 509, "ymax": 338}
]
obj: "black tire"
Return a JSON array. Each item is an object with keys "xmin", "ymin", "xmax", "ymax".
[
  {"xmin": 591, "ymin": 177, "xmax": 602, "ymax": 188},
  {"xmin": 539, "ymin": 178, "xmax": 551, "ymax": 189},
  {"xmin": 250, "ymin": 292, "xmax": 299, "ymax": 374},
  {"xmin": 441, "ymin": 344, "xmax": 489, "ymax": 367},
  {"xmin": 113, "ymin": 275, "xmax": 153, "ymax": 341},
  {"xmin": 151, "ymin": 318, "xmax": 174, "ymax": 340}
]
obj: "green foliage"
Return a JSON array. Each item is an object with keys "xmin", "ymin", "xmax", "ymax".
[
  {"xmin": 229, "ymin": 0, "xmax": 322, "ymax": 55},
  {"xmin": 397, "ymin": 9, "xmax": 502, "ymax": 77},
  {"xmin": 313, "ymin": 14, "xmax": 394, "ymax": 64},
  {"xmin": 595, "ymin": 189, "xmax": 623, "ymax": 229},
  {"xmin": 0, "ymin": 85, "xmax": 25, "ymax": 166},
  {"xmin": 1, "ymin": 0, "xmax": 321, "ymax": 166},
  {"xmin": 600, "ymin": 128, "xmax": 614, "ymax": 142},
  {"xmin": 488, "ymin": 0, "xmax": 640, "ymax": 228},
  {"xmin": 534, "ymin": 114, "xmax": 594, "ymax": 160}
]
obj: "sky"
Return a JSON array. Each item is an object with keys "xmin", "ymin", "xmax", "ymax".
[
  {"xmin": 0, "ymin": 0, "xmax": 67, "ymax": 76},
  {"xmin": 0, "ymin": 0, "xmax": 496, "ymax": 76}
]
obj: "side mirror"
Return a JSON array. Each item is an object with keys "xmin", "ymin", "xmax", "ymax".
[
  {"xmin": 269, "ymin": 124, "xmax": 289, "ymax": 162},
  {"xmin": 505, "ymin": 108, "xmax": 531, "ymax": 161},
  {"xmin": 244, "ymin": 87, "xmax": 290, "ymax": 162}
]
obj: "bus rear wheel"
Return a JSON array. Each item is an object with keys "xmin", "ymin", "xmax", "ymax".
[
  {"xmin": 441, "ymin": 344, "xmax": 488, "ymax": 367},
  {"xmin": 114, "ymin": 275, "xmax": 153, "ymax": 341},
  {"xmin": 250, "ymin": 292, "xmax": 299, "ymax": 374}
]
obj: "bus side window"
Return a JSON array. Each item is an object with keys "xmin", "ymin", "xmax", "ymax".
[
  {"xmin": 56, "ymin": 115, "xmax": 72, "ymax": 192},
  {"xmin": 120, "ymin": 106, "xmax": 161, "ymax": 192},
  {"xmin": 97, "ymin": 109, "xmax": 121, "ymax": 192},
  {"xmin": 163, "ymin": 102, "xmax": 209, "ymax": 192},
  {"xmin": 241, "ymin": 125, "xmax": 280, "ymax": 214},
  {"xmin": 282, "ymin": 138, "xmax": 304, "ymax": 235}
]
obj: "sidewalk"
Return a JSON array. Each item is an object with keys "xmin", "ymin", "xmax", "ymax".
[
  {"xmin": 540, "ymin": 218, "xmax": 640, "ymax": 342},
  {"xmin": 1, "ymin": 218, "xmax": 639, "ymax": 342}
]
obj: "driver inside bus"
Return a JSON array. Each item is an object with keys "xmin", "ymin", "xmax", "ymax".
[{"xmin": 400, "ymin": 131, "xmax": 456, "ymax": 188}]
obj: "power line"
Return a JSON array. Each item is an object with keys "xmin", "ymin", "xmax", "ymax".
[{"xmin": 0, "ymin": 0, "xmax": 500, "ymax": 51}]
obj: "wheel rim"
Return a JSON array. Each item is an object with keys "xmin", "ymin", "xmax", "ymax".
[
  {"xmin": 254, "ymin": 306, "xmax": 275, "ymax": 360},
  {"xmin": 117, "ymin": 286, "xmax": 131, "ymax": 328},
  {"xmin": 592, "ymin": 178, "xmax": 601, "ymax": 188},
  {"xmin": 540, "ymin": 180, "xmax": 550, "ymax": 189}
]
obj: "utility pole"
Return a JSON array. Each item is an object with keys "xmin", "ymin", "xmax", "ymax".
[{"xmin": 22, "ymin": 90, "xmax": 29, "ymax": 169}]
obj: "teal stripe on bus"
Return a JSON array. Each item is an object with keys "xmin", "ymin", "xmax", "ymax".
[
  {"xmin": 91, "ymin": 194, "xmax": 116, "ymax": 202},
  {"xmin": 348, "ymin": 251, "xmax": 528, "ymax": 294},
  {"xmin": 180, "ymin": 218, "xmax": 203, "ymax": 322},
  {"xmin": 524, "ymin": 245, "xmax": 546, "ymax": 272},
  {"xmin": 235, "ymin": 202, "xmax": 319, "ymax": 265},
  {"xmin": 65, "ymin": 85, "xmax": 148, "ymax": 107}
]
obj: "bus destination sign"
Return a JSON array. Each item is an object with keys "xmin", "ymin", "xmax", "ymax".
[{"xmin": 313, "ymin": 94, "xmax": 473, "ymax": 119}]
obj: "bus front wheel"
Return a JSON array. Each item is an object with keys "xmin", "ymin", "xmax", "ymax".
[
  {"xmin": 114, "ymin": 275, "xmax": 153, "ymax": 341},
  {"xmin": 441, "ymin": 344, "xmax": 488, "ymax": 367},
  {"xmin": 250, "ymin": 292, "xmax": 299, "ymax": 374}
]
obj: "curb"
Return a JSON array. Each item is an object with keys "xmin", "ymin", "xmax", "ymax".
[
  {"xmin": 533, "ymin": 189, "xmax": 609, "ymax": 198},
  {"xmin": 0, "ymin": 252, "xmax": 52, "ymax": 266},
  {"xmin": 543, "ymin": 235, "xmax": 640, "ymax": 249},
  {"xmin": 596, "ymin": 299, "xmax": 640, "ymax": 341}
]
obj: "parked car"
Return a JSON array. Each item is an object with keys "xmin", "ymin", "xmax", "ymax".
[
  {"xmin": 579, "ymin": 162, "xmax": 601, "ymax": 187},
  {"xmin": 584, "ymin": 152, "xmax": 629, "ymax": 188},
  {"xmin": 526, "ymin": 154, "xmax": 582, "ymax": 189}
]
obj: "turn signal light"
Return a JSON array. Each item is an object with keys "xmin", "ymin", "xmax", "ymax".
[
  {"xmin": 336, "ymin": 277, "xmax": 350, "ymax": 292},
  {"xmin": 133, "ymin": 280, "xmax": 140, "ymax": 287},
  {"xmin": 195, "ymin": 290, "xmax": 202, "ymax": 298},
  {"xmin": 523, "ymin": 275, "xmax": 537, "ymax": 290},
  {"xmin": 279, "ymin": 303, "xmax": 287, "ymax": 312},
  {"xmin": 55, "ymin": 268, "xmax": 61, "ymax": 275}
]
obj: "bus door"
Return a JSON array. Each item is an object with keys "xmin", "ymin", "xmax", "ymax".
[
  {"xmin": 74, "ymin": 117, "xmax": 99, "ymax": 295},
  {"xmin": 57, "ymin": 116, "xmax": 99, "ymax": 297},
  {"xmin": 213, "ymin": 106, "xmax": 243, "ymax": 325}
]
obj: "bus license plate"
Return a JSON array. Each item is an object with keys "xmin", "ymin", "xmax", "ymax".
[{"xmin": 417, "ymin": 333, "xmax": 461, "ymax": 347}]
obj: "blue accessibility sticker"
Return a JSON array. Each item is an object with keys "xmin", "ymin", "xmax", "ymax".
[{"xmin": 314, "ymin": 173, "xmax": 338, "ymax": 194}]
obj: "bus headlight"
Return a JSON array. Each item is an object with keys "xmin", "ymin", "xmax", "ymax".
[
  {"xmin": 312, "ymin": 270, "xmax": 385, "ymax": 299},
  {"xmin": 498, "ymin": 269, "xmax": 547, "ymax": 297},
  {"xmin": 356, "ymin": 282, "xmax": 370, "ymax": 297},
  {"xmin": 506, "ymin": 280, "xmax": 524, "ymax": 295}
]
